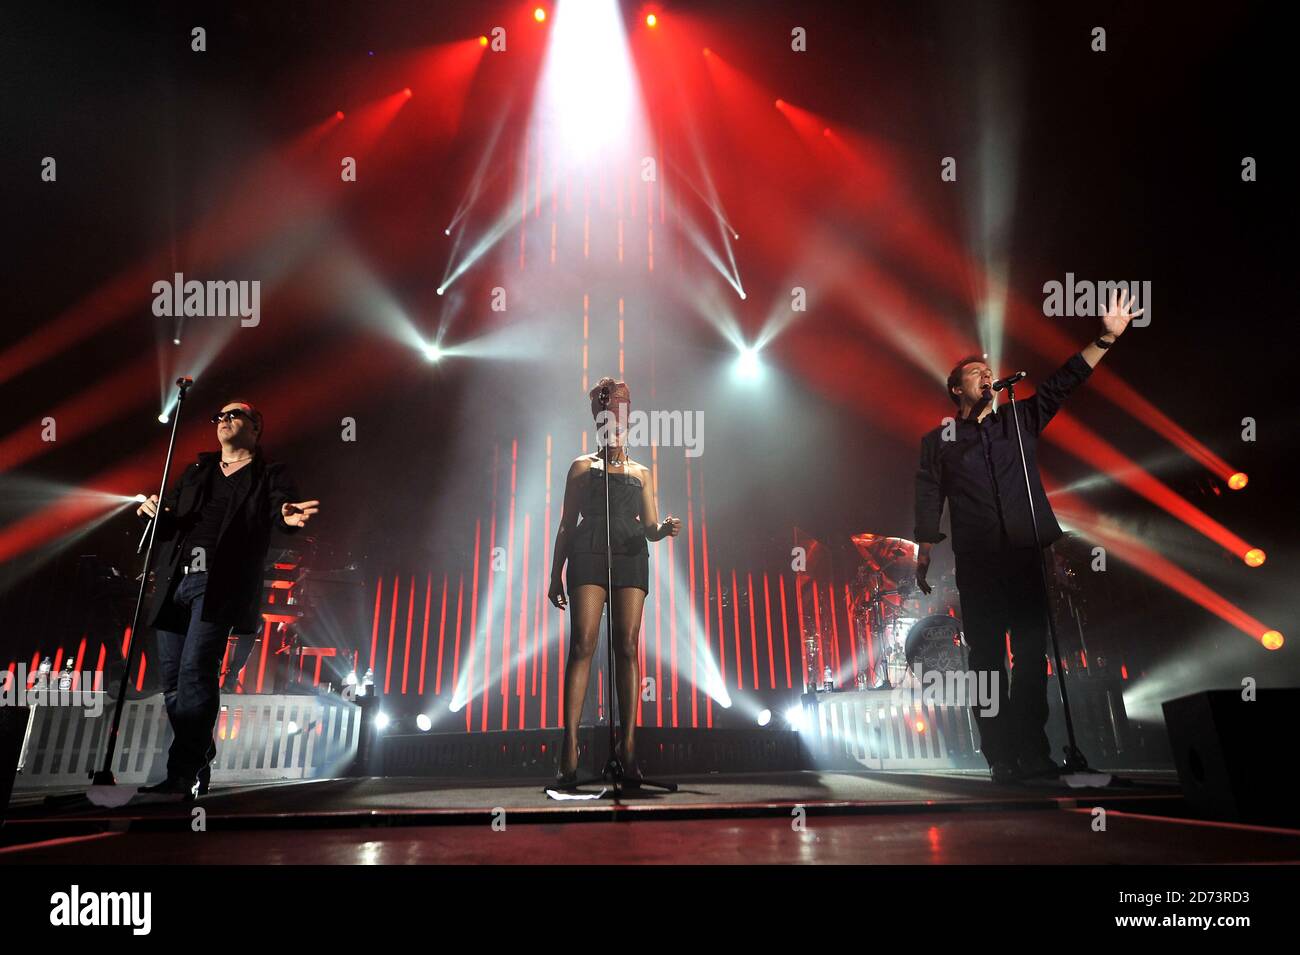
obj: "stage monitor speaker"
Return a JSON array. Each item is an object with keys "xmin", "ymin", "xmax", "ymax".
[
  {"xmin": 0, "ymin": 705, "xmax": 30, "ymax": 825},
  {"xmin": 1162, "ymin": 687, "xmax": 1299, "ymax": 827}
]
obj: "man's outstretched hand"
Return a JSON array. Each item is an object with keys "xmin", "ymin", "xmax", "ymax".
[{"xmin": 282, "ymin": 500, "xmax": 320, "ymax": 528}]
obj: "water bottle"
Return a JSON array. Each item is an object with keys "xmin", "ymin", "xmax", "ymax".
[
  {"xmin": 58, "ymin": 659, "xmax": 74, "ymax": 691},
  {"xmin": 37, "ymin": 656, "xmax": 53, "ymax": 690},
  {"xmin": 822, "ymin": 665, "xmax": 834, "ymax": 692}
]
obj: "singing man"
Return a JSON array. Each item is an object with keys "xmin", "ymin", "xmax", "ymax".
[
  {"xmin": 135, "ymin": 401, "xmax": 319, "ymax": 798},
  {"xmin": 913, "ymin": 290, "xmax": 1141, "ymax": 783}
]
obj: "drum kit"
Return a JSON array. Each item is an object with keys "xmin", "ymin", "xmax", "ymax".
[{"xmin": 848, "ymin": 533, "xmax": 966, "ymax": 690}]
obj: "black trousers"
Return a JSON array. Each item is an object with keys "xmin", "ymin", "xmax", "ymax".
[
  {"xmin": 954, "ymin": 546, "xmax": 1053, "ymax": 767},
  {"xmin": 153, "ymin": 572, "xmax": 228, "ymax": 781}
]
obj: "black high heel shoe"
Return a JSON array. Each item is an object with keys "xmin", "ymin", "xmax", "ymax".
[
  {"xmin": 616, "ymin": 741, "xmax": 643, "ymax": 787},
  {"xmin": 554, "ymin": 740, "xmax": 580, "ymax": 788}
]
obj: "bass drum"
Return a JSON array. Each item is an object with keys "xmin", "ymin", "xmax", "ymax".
[{"xmin": 904, "ymin": 614, "xmax": 967, "ymax": 674}]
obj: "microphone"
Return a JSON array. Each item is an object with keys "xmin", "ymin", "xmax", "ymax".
[{"xmin": 992, "ymin": 371, "xmax": 1027, "ymax": 392}]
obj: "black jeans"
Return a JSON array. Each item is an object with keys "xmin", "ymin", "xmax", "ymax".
[
  {"xmin": 954, "ymin": 547, "xmax": 1052, "ymax": 767},
  {"xmin": 154, "ymin": 572, "xmax": 229, "ymax": 781}
]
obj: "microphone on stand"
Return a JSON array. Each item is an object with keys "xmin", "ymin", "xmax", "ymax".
[
  {"xmin": 598, "ymin": 386, "xmax": 612, "ymax": 464},
  {"xmin": 137, "ymin": 376, "xmax": 194, "ymax": 552},
  {"xmin": 992, "ymin": 371, "xmax": 1027, "ymax": 392}
]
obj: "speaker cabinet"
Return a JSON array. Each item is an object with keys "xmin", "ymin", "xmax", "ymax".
[{"xmin": 1162, "ymin": 688, "xmax": 1299, "ymax": 827}]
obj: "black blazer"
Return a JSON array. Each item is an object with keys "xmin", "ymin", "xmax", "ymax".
[{"xmin": 144, "ymin": 449, "xmax": 300, "ymax": 634}]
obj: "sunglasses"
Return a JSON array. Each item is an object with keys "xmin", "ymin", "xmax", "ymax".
[{"xmin": 211, "ymin": 409, "xmax": 252, "ymax": 424}]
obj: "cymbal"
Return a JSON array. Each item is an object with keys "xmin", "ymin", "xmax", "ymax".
[{"xmin": 850, "ymin": 533, "xmax": 918, "ymax": 579}]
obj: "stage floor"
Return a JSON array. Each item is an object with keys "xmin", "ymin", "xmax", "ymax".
[{"xmin": 5, "ymin": 769, "xmax": 1297, "ymax": 864}]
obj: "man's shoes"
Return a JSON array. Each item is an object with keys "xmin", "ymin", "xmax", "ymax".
[
  {"xmin": 196, "ymin": 764, "xmax": 211, "ymax": 796},
  {"xmin": 989, "ymin": 760, "xmax": 1021, "ymax": 784},
  {"xmin": 137, "ymin": 776, "xmax": 199, "ymax": 802},
  {"xmin": 1017, "ymin": 753, "xmax": 1064, "ymax": 781}
]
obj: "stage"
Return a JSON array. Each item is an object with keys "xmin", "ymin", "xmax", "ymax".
[
  {"xmin": 6, "ymin": 768, "xmax": 1297, "ymax": 865},
  {"xmin": 3, "ymin": 0, "xmax": 1294, "ymax": 937}
]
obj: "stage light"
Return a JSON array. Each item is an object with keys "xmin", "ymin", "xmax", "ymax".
[
  {"xmin": 423, "ymin": 342, "xmax": 444, "ymax": 363},
  {"xmin": 702, "ymin": 47, "xmax": 711, "ymax": 56},
  {"xmin": 157, "ymin": 413, "xmax": 169, "ymax": 424},
  {"xmin": 534, "ymin": 6, "xmax": 546, "ymax": 22},
  {"xmin": 286, "ymin": 720, "xmax": 301, "ymax": 735},
  {"xmin": 436, "ymin": 286, "xmax": 445, "ymax": 296},
  {"xmin": 533, "ymin": 0, "xmax": 643, "ymax": 169},
  {"xmin": 374, "ymin": 712, "xmax": 391, "ymax": 731},
  {"xmin": 479, "ymin": 35, "xmax": 488, "ymax": 46},
  {"xmin": 172, "ymin": 337, "xmax": 180, "ymax": 345},
  {"xmin": 1228, "ymin": 472, "xmax": 1248, "ymax": 490},
  {"xmin": 785, "ymin": 706, "xmax": 807, "ymax": 732},
  {"xmin": 134, "ymin": 493, "xmax": 146, "ymax": 503},
  {"xmin": 1262, "ymin": 630, "xmax": 1284, "ymax": 651},
  {"xmin": 756, "ymin": 708, "xmax": 771, "ymax": 726},
  {"xmin": 335, "ymin": 110, "xmax": 344, "ymax": 120},
  {"xmin": 1244, "ymin": 548, "xmax": 1266, "ymax": 567},
  {"xmin": 444, "ymin": 228, "xmax": 451, "ymax": 236},
  {"xmin": 914, "ymin": 719, "xmax": 927, "ymax": 733},
  {"xmin": 416, "ymin": 713, "xmax": 433, "ymax": 732},
  {"xmin": 403, "ymin": 87, "xmax": 413, "ymax": 98},
  {"xmin": 735, "ymin": 345, "xmax": 762, "ymax": 382},
  {"xmin": 646, "ymin": 13, "xmax": 657, "ymax": 28},
  {"xmin": 774, "ymin": 98, "xmax": 784, "ymax": 109}
]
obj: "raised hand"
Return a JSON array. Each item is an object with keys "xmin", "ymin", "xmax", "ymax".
[
  {"xmin": 1101, "ymin": 287, "xmax": 1143, "ymax": 339},
  {"xmin": 281, "ymin": 500, "xmax": 320, "ymax": 527}
]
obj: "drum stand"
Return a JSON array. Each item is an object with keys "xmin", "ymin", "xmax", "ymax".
[{"xmin": 864, "ymin": 583, "xmax": 893, "ymax": 689}]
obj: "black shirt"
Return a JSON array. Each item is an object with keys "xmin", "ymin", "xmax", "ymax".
[
  {"xmin": 913, "ymin": 353, "xmax": 1092, "ymax": 555},
  {"xmin": 183, "ymin": 464, "xmax": 252, "ymax": 567}
]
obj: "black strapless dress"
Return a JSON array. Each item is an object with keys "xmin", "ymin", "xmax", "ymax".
[{"xmin": 565, "ymin": 468, "xmax": 650, "ymax": 593}]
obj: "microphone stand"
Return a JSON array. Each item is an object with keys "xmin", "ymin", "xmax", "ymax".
[
  {"xmin": 92, "ymin": 376, "xmax": 193, "ymax": 785},
  {"xmin": 564, "ymin": 396, "xmax": 676, "ymax": 797},
  {"xmin": 1003, "ymin": 379, "xmax": 1092, "ymax": 774}
]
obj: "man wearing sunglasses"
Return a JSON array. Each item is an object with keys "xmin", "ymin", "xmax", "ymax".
[{"xmin": 135, "ymin": 400, "xmax": 320, "ymax": 799}]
